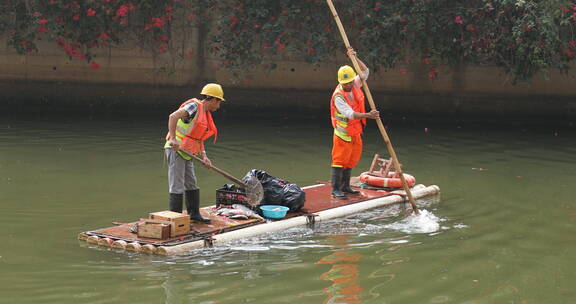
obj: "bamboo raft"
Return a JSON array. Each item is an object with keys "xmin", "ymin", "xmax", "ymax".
[{"xmin": 78, "ymin": 181, "xmax": 440, "ymax": 256}]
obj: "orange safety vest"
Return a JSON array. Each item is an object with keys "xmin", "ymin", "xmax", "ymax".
[
  {"xmin": 330, "ymin": 84, "xmax": 366, "ymax": 141},
  {"xmin": 166, "ymin": 99, "xmax": 218, "ymax": 156}
]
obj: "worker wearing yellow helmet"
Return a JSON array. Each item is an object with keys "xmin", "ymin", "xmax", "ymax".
[
  {"xmin": 164, "ymin": 83, "xmax": 225, "ymax": 222},
  {"xmin": 329, "ymin": 48, "xmax": 379, "ymax": 198}
]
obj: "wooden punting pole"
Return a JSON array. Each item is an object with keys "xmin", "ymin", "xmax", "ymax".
[{"xmin": 326, "ymin": 0, "xmax": 420, "ymax": 215}]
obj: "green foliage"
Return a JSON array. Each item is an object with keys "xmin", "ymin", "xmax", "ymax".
[
  {"xmin": 210, "ymin": 0, "xmax": 341, "ymax": 73},
  {"xmin": 0, "ymin": 0, "xmax": 574, "ymax": 82}
]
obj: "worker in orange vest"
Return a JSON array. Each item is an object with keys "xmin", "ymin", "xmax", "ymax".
[
  {"xmin": 330, "ymin": 49, "xmax": 379, "ymax": 198},
  {"xmin": 164, "ymin": 83, "xmax": 225, "ymax": 222}
]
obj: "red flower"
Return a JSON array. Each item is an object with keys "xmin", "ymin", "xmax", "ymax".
[
  {"xmin": 229, "ymin": 16, "xmax": 238, "ymax": 27},
  {"xmin": 454, "ymin": 16, "xmax": 463, "ymax": 24},
  {"xmin": 36, "ymin": 27, "xmax": 48, "ymax": 33},
  {"xmin": 38, "ymin": 19, "xmax": 48, "ymax": 25},
  {"xmin": 33, "ymin": 12, "xmax": 41, "ymax": 17},
  {"xmin": 183, "ymin": 50, "xmax": 194, "ymax": 58},
  {"xmin": 73, "ymin": 14, "xmax": 80, "ymax": 21},
  {"xmin": 87, "ymin": 8, "xmax": 96, "ymax": 17},
  {"xmin": 565, "ymin": 50, "xmax": 575, "ymax": 57},
  {"xmin": 152, "ymin": 17, "xmax": 165, "ymax": 27},
  {"xmin": 116, "ymin": 5, "xmax": 130, "ymax": 18},
  {"xmin": 144, "ymin": 17, "xmax": 167, "ymax": 30},
  {"xmin": 90, "ymin": 62, "xmax": 100, "ymax": 70},
  {"xmin": 99, "ymin": 33, "xmax": 109, "ymax": 40},
  {"xmin": 56, "ymin": 40, "xmax": 86, "ymax": 60},
  {"xmin": 466, "ymin": 24, "xmax": 475, "ymax": 31},
  {"xmin": 159, "ymin": 44, "xmax": 169, "ymax": 53}
]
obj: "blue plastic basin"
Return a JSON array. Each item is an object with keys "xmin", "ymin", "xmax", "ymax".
[{"xmin": 259, "ymin": 205, "xmax": 289, "ymax": 219}]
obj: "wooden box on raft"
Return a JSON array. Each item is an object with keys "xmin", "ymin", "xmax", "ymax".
[
  {"xmin": 137, "ymin": 220, "xmax": 172, "ymax": 239},
  {"xmin": 149, "ymin": 211, "xmax": 190, "ymax": 237}
]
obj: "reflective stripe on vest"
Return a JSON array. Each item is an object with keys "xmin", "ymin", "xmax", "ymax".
[
  {"xmin": 334, "ymin": 112, "xmax": 351, "ymax": 141},
  {"xmin": 330, "ymin": 84, "xmax": 366, "ymax": 142},
  {"xmin": 164, "ymin": 100, "xmax": 218, "ymax": 159}
]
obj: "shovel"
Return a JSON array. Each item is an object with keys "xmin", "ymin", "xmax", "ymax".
[{"xmin": 190, "ymin": 154, "xmax": 264, "ymax": 206}]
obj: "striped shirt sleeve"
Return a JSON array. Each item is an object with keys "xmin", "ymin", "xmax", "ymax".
[
  {"xmin": 334, "ymin": 95, "xmax": 355, "ymax": 119},
  {"xmin": 354, "ymin": 68, "xmax": 369, "ymax": 88},
  {"xmin": 182, "ymin": 102, "xmax": 198, "ymax": 123}
]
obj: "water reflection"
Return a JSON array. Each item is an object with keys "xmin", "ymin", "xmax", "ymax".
[{"xmin": 316, "ymin": 235, "xmax": 364, "ymax": 304}]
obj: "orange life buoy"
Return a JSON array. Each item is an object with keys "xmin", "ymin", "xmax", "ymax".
[{"xmin": 359, "ymin": 171, "xmax": 416, "ymax": 188}]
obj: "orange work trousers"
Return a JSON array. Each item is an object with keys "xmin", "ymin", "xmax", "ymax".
[{"xmin": 331, "ymin": 134, "xmax": 362, "ymax": 169}]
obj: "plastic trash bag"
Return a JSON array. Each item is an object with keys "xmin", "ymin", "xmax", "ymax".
[{"xmin": 243, "ymin": 169, "xmax": 305, "ymax": 212}]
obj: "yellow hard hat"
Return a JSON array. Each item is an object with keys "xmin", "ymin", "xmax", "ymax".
[
  {"xmin": 337, "ymin": 65, "xmax": 356, "ymax": 84},
  {"xmin": 200, "ymin": 83, "xmax": 225, "ymax": 101}
]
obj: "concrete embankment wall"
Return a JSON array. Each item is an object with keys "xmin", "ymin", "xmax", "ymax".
[{"xmin": 1, "ymin": 33, "xmax": 575, "ymax": 118}]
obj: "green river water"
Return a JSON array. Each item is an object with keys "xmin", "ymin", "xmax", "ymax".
[{"xmin": 1, "ymin": 111, "xmax": 575, "ymax": 304}]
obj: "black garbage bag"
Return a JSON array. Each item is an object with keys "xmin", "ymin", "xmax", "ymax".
[{"xmin": 243, "ymin": 169, "xmax": 305, "ymax": 212}]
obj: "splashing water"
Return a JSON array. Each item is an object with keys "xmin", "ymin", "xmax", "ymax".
[{"xmin": 384, "ymin": 209, "xmax": 441, "ymax": 234}]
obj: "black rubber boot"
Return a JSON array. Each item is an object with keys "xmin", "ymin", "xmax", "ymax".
[
  {"xmin": 331, "ymin": 167, "xmax": 347, "ymax": 198},
  {"xmin": 185, "ymin": 189, "xmax": 211, "ymax": 223},
  {"xmin": 169, "ymin": 193, "xmax": 183, "ymax": 213},
  {"xmin": 341, "ymin": 168, "xmax": 360, "ymax": 195}
]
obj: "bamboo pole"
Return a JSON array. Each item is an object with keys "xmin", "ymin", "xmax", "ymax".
[
  {"xmin": 141, "ymin": 244, "xmax": 157, "ymax": 254},
  {"xmin": 98, "ymin": 237, "xmax": 113, "ymax": 247},
  {"xmin": 189, "ymin": 154, "xmax": 247, "ymax": 187},
  {"xmin": 86, "ymin": 235, "xmax": 100, "ymax": 244},
  {"xmin": 111, "ymin": 240, "xmax": 128, "ymax": 250},
  {"xmin": 125, "ymin": 242, "xmax": 142, "ymax": 252},
  {"xmin": 326, "ymin": 0, "xmax": 419, "ymax": 215}
]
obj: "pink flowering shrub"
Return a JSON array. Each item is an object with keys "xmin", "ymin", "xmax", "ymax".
[
  {"xmin": 0, "ymin": 0, "xmax": 204, "ymax": 69},
  {"xmin": 212, "ymin": 0, "xmax": 575, "ymax": 82},
  {"xmin": 356, "ymin": 0, "xmax": 576, "ymax": 82},
  {"xmin": 0, "ymin": 0, "xmax": 574, "ymax": 82}
]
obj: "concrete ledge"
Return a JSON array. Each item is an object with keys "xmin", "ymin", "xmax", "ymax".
[{"xmin": 2, "ymin": 79, "xmax": 576, "ymax": 119}]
